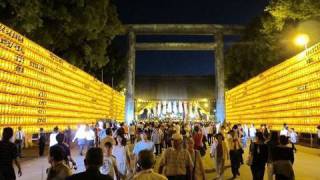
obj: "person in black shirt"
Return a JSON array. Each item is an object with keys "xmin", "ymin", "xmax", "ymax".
[
  {"xmin": 0, "ymin": 127, "xmax": 22, "ymax": 180},
  {"xmin": 52, "ymin": 133, "xmax": 77, "ymax": 169},
  {"xmin": 38, "ymin": 128, "xmax": 46, "ymax": 156},
  {"xmin": 66, "ymin": 147, "xmax": 112, "ymax": 180},
  {"xmin": 250, "ymin": 132, "xmax": 268, "ymax": 180},
  {"xmin": 265, "ymin": 131, "xmax": 279, "ymax": 180},
  {"xmin": 272, "ymin": 135, "xmax": 295, "ymax": 180}
]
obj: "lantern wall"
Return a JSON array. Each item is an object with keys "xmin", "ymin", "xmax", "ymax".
[
  {"xmin": 0, "ymin": 23, "xmax": 125, "ymax": 134},
  {"xmin": 226, "ymin": 42, "xmax": 320, "ymax": 133}
]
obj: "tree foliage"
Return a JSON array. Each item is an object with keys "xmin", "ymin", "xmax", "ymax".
[
  {"xmin": 225, "ymin": 18, "xmax": 282, "ymax": 88},
  {"xmin": 225, "ymin": 0, "xmax": 320, "ymax": 89},
  {"xmin": 263, "ymin": 0, "xmax": 320, "ymax": 33},
  {"xmin": 0, "ymin": 0, "xmax": 124, "ymax": 70},
  {"xmin": 93, "ymin": 38, "xmax": 127, "ymax": 91}
]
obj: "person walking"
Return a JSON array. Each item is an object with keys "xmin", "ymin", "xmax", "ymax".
[
  {"xmin": 66, "ymin": 148, "xmax": 113, "ymax": 180},
  {"xmin": 210, "ymin": 133, "xmax": 228, "ymax": 180},
  {"xmin": 159, "ymin": 133, "xmax": 193, "ymax": 180},
  {"xmin": 164, "ymin": 125, "xmax": 172, "ymax": 148},
  {"xmin": 129, "ymin": 123, "xmax": 136, "ymax": 144},
  {"xmin": 207, "ymin": 124, "xmax": 213, "ymax": 145},
  {"xmin": 227, "ymin": 130, "xmax": 242, "ymax": 179},
  {"xmin": 0, "ymin": 127, "xmax": 22, "ymax": 180},
  {"xmin": 280, "ymin": 124, "xmax": 289, "ymax": 137},
  {"xmin": 86, "ymin": 126, "xmax": 96, "ymax": 150},
  {"xmin": 272, "ymin": 135, "xmax": 295, "ymax": 180},
  {"xmin": 15, "ymin": 127, "xmax": 25, "ymax": 158},
  {"xmin": 100, "ymin": 128, "xmax": 116, "ymax": 148},
  {"xmin": 151, "ymin": 126, "xmax": 161, "ymax": 156},
  {"xmin": 133, "ymin": 150, "xmax": 167, "ymax": 180},
  {"xmin": 64, "ymin": 126, "xmax": 72, "ymax": 147},
  {"xmin": 289, "ymin": 128, "xmax": 298, "ymax": 152},
  {"xmin": 113, "ymin": 135, "xmax": 131, "ymax": 180},
  {"xmin": 49, "ymin": 127, "xmax": 59, "ymax": 147},
  {"xmin": 193, "ymin": 125, "xmax": 203, "ymax": 151},
  {"xmin": 73, "ymin": 125, "xmax": 87, "ymax": 156},
  {"xmin": 53, "ymin": 133, "xmax": 77, "ymax": 169},
  {"xmin": 249, "ymin": 132, "xmax": 268, "ymax": 180},
  {"xmin": 249, "ymin": 124, "xmax": 256, "ymax": 142},
  {"xmin": 47, "ymin": 145, "xmax": 72, "ymax": 180},
  {"xmin": 38, "ymin": 128, "xmax": 46, "ymax": 157},
  {"xmin": 133, "ymin": 130, "xmax": 155, "ymax": 158},
  {"xmin": 186, "ymin": 138, "xmax": 206, "ymax": 180},
  {"xmin": 100, "ymin": 142, "xmax": 119, "ymax": 180},
  {"xmin": 265, "ymin": 131, "xmax": 279, "ymax": 180}
]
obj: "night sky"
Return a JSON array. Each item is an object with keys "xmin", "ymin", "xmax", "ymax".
[{"xmin": 115, "ymin": 0, "xmax": 268, "ymax": 76}]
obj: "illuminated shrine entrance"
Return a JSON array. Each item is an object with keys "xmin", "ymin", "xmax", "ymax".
[
  {"xmin": 135, "ymin": 75, "xmax": 215, "ymax": 121},
  {"xmin": 124, "ymin": 24, "xmax": 244, "ymax": 123},
  {"xmin": 136, "ymin": 99, "xmax": 212, "ymax": 121}
]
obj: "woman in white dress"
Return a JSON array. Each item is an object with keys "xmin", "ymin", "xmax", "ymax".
[{"xmin": 112, "ymin": 134, "xmax": 131, "ymax": 180}]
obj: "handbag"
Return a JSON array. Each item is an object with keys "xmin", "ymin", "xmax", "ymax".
[
  {"xmin": 246, "ymin": 143, "xmax": 254, "ymax": 166},
  {"xmin": 239, "ymin": 148, "xmax": 244, "ymax": 154},
  {"xmin": 246, "ymin": 153, "xmax": 253, "ymax": 166},
  {"xmin": 199, "ymin": 146, "xmax": 206, "ymax": 156}
]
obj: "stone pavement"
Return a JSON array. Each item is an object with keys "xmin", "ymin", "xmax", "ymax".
[{"xmin": 16, "ymin": 144, "xmax": 320, "ymax": 180}]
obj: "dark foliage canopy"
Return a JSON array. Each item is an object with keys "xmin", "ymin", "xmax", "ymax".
[
  {"xmin": 225, "ymin": 0, "xmax": 320, "ymax": 88},
  {"xmin": 0, "ymin": 0, "xmax": 125, "ymax": 88}
]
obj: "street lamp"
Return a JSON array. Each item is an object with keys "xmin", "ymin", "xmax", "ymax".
[{"xmin": 294, "ymin": 34, "xmax": 309, "ymax": 50}]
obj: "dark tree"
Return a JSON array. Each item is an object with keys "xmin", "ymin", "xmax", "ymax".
[
  {"xmin": 225, "ymin": 0, "xmax": 320, "ymax": 88},
  {"xmin": 93, "ymin": 37, "xmax": 127, "ymax": 91},
  {"xmin": 0, "ymin": 0, "xmax": 123, "ymax": 70}
]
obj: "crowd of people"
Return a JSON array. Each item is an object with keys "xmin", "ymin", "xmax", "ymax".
[{"xmin": 0, "ymin": 121, "xmax": 303, "ymax": 180}]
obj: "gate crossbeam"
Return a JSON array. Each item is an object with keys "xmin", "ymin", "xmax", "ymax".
[
  {"xmin": 135, "ymin": 42, "xmax": 217, "ymax": 51},
  {"xmin": 126, "ymin": 24, "xmax": 244, "ymax": 35}
]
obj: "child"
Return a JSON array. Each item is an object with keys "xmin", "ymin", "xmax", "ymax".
[
  {"xmin": 210, "ymin": 133, "xmax": 229, "ymax": 180},
  {"xmin": 100, "ymin": 142, "xmax": 119, "ymax": 180}
]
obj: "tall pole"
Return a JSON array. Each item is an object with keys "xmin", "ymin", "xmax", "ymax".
[
  {"xmin": 125, "ymin": 31, "xmax": 136, "ymax": 124},
  {"xmin": 214, "ymin": 32, "xmax": 225, "ymax": 124},
  {"xmin": 101, "ymin": 69, "xmax": 104, "ymax": 83}
]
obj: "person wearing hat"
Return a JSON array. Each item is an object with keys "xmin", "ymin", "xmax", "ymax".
[
  {"xmin": 159, "ymin": 133, "xmax": 193, "ymax": 180},
  {"xmin": 133, "ymin": 150, "xmax": 167, "ymax": 180}
]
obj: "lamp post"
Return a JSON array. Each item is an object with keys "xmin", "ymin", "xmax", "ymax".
[{"xmin": 294, "ymin": 34, "xmax": 309, "ymax": 50}]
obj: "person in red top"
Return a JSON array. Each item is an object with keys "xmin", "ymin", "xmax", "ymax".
[{"xmin": 193, "ymin": 125, "xmax": 203, "ymax": 150}]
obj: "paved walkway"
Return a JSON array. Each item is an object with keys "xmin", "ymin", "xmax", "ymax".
[{"xmin": 16, "ymin": 144, "xmax": 320, "ymax": 180}]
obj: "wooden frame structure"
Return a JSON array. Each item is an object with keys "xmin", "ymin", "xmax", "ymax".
[{"xmin": 124, "ymin": 24, "xmax": 244, "ymax": 123}]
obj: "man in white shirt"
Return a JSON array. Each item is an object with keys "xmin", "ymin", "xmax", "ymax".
[
  {"xmin": 249, "ymin": 124, "xmax": 256, "ymax": 142},
  {"xmin": 73, "ymin": 125, "xmax": 87, "ymax": 156},
  {"xmin": 86, "ymin": 126, "xmax": 96, "ymax": 150},
  {"xmin": 49, "ymin": 127, "xmax": 59, "ymax": 147},
  {"xmin": 15, "ymin": 127, "xmax": 25, "ymax": 158},
  {"xmin": 289, "ymin": 128, "xmax": 298, "ymax": 152},
  {"xmin": 280, "ymin": 123, "xmax": 289, "ymax": 137}
]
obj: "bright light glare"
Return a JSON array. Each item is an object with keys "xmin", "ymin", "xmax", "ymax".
[{"xmin": 295, "ymin": 34, "xmax": 309, "ymax": 46}]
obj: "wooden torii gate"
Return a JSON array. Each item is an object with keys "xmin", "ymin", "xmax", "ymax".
[{"xmin": 124, "ymin": 24, "xmax": 244, "ymax": 124}]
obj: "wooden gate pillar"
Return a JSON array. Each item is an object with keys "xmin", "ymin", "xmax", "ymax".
[
  {"xmin": 125, "ymin": 31, "xmax": 136, "ymax": 124},
  {"xmin": 214, "ymin": 32, "xmax": 225, "ymax": 123}
]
